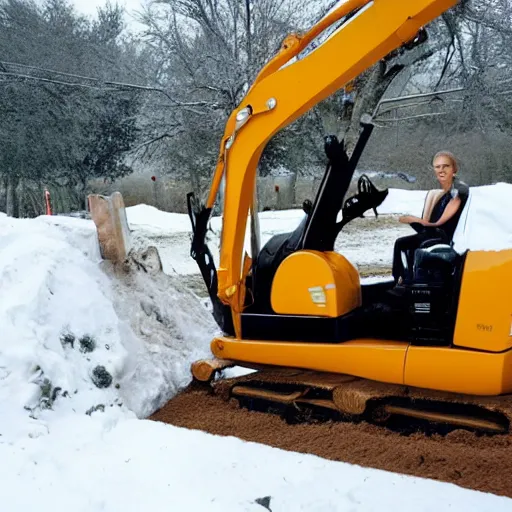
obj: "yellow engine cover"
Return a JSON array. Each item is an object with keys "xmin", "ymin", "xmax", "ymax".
[
  {"xmin": 454, "ymin": 249, "xmax": 512, "ymax": 353},
  {"xmin": 270, "ymin": 250, "xmax": 361, "ymax": 317}
]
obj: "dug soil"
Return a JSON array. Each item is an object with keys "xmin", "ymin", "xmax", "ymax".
[{"xmin": 151, "ymin": 383, "xmax": 512, "ymax": 499}]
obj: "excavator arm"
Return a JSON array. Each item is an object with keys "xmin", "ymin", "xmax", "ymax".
[{"xmin": 189, "ymin": 0, "xmax": 458, "ymax": 337}]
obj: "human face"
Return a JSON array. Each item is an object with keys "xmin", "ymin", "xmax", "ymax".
[{"xmin": 433, "ymin": 155, "xmax": 456, "ymax": 189}]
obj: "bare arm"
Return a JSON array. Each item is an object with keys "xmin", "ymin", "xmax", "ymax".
[{"xmin": 399, "ymin": 196, "xmax": 461, "ymax": 227}]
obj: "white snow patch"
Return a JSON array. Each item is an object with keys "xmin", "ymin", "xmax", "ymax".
[
  {"xmin": 453, "ymin": 182, "xmax": 512, "ymax": 252},
  {"xmin": 378, "ymin": 188, "xmax": 427, "ymax": 216},
  {"xmin": 126, "ymin": 203, "xmax": 191, "ymax": 234},
  {"xmin": 0, "ymin": 213, "xmax": 216, "ymax": 444},
  {"xmin": 0, "ymin": 418, "xmax": 510, "ymax": 512}
]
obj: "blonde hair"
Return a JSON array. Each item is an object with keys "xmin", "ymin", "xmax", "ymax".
[{"xmin": 433, "ymin": 150, "xmax": 459, "ymax": 174}]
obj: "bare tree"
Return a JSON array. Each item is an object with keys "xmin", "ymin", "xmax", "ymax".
[{"xmin": 134, "ymin": 0, "xmax": 334, "ymax": 189}]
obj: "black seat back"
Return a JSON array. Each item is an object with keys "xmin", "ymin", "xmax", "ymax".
[{"xmin": 413, "ymin": 244, "xmax": 460, "ymax": 284}]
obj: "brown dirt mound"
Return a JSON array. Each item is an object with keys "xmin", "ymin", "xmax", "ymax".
[{"xmin": 151, "ymin": 383, "xmax": 512, "ymax": 499}]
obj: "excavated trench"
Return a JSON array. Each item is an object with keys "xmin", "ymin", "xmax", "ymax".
[{"xmin": 151, "ymin": 382, "xmax": 512, "ymax": 499}]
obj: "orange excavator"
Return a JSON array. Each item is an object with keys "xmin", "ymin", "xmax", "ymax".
[{"xmin": 186, "ymin": 0, "xmax": 512, "ymax": 434}]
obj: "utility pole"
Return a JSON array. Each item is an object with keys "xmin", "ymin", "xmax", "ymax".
[{"xmin": 245, "ymin": 0, "xmax": 252, "ymax": 69}]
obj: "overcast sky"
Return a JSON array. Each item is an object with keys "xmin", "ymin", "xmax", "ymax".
[
  {"xmin": 71, "ymin": 0, "xmax": 142, "ymax": 17},
  {"xmin": 69, "ymin": 0, "xmax": 146, "ymax": 31}
]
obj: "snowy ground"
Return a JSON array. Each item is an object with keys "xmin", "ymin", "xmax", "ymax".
[
  {"xmin": 1, "ymin": 418, "xmax": 510, "ymax": 512},
  {"xmin": 1, "ymin": 183, "xmax": 512, "ymax": 511}
]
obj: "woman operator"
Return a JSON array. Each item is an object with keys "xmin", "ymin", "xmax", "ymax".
[{"xmin": 392, "ymin": 151, "xmax": 469, "ymax": 284}]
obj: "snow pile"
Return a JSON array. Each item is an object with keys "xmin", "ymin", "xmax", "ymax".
[
  {"xmin": 126, "ymin": 203, "xmax": 190, "ymax": 234},
  {"xmin": 0, "ymin": 214, "xmax": 124, "ymax": 441},
  {"xmin": 0, "ymin": 213, "xmax": 215, "ymax": 443},
  {"xmin": 454, "ymin": 182, "xmax": 512, "ymax": 252},
  {"xmin": 104, "ymin": 250, "xmax": 216, "ymax": 417},
  {"xmin": 378, "ymin": 188, "xmax": 426, "ymax": 216}
]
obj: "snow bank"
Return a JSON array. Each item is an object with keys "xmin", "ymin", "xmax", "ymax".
[
  {"xmin": 0, "ymin": 214, "xmax": 123, "ymax": 441},
  {"xmin": 125, "ymin": 187, "xmax": 426, "ymax": 240},
  {"xmin": 125, "ymin": 187, "xmax": 427, "ymax": 240},
  {"xmin": 454, "ymin": 182, "xmax": 512, "ymax": 252},
  {"xmin": 126, "ymin": 203, "xmax": 191, "ymax": 234},
  {"xmin": 0, "ymin": 213, "xmax": 215, "ymax": 444}
]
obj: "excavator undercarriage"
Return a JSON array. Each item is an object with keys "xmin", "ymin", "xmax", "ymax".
[{"xmin": 192, "ymin": 361, "xmax": 512, "ymax": 435}]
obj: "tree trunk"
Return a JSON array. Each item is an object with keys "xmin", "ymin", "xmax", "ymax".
[
  {"xmin": 17, "ymin": 178, "xmax": 24, "ymax": 218},
  {"xmin": 26, "ymin": 187, "xmax": 40, "ymax": 218},
  {"xmin": 189, "ymin": 168, "xmax": 201, "ymax": 200},
  {"xmin": 1, "ymin": 175, "xmax": 7, "ymax": 213},
  {"xmin": 77, "ymin": 177, "xmax": 88, "ymax": 211},
  {"xmin": 343, "ymin": 64, "xmax": 386, "ymax": 154},
  {"xmin": 342, "ymin": 60, "xmax": 405, "ymax": 155},
  {"xmin": 6, "ymin": 174, "xmax": 20, "ymax": 218},
  {"xmin": 290, "ymin": 168, "xmax": 298, "ymax": 207},
  {"xmin": 245, "ymin": 0, "xmax": 252, "ymax": 76}
]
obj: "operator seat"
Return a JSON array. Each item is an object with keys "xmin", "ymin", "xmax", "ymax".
[
  {"xmin": 412, "ymin": 244, "xmax": 460, "ymax": 284},
  {"xmin": 395, "ymin": 188, "xmax": 471, "ymax": 345},
  {"xmin": 397, "ymin": 185, "xmax": 471, "ymax": 282},
  {"xmin": 249, "ymin": 215, "xmax": 308, "ymax": 313},
  {"xmin": 403, "ymin": 242, "xmax": 466, "ymax": 345}
]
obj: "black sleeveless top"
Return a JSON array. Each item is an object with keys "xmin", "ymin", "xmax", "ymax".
[{"xmin": 429, "ymin": 179, "xmax": 469, "ymax": 240}]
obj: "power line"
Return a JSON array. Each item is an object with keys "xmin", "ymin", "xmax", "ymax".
[
  {"xmin": 0, "ymin": 60, "xmax": 145, "ymax": 91},
  {"xmin": 0, "ymin": 60, "xmax": 218, "ymax": 114}
]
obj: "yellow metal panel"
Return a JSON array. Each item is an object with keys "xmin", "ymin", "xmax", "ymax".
[
  {"xmin": 454, "ymin": 249, "xmax": 512, "ymax": 352},
  {"xmin": 211, "ymin": 337, "xmax": 407, "ymax": 385},
  {"xmin": 325, "ymin": 251, "xmax": 362, "ymax": 312},
  {"xmin": 270, "ymin": 251, "xmax": 361, "ymax": 317},
  {"xmin": 404, "ymin": 345, "xmax": 512, "ymax": 395}
]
